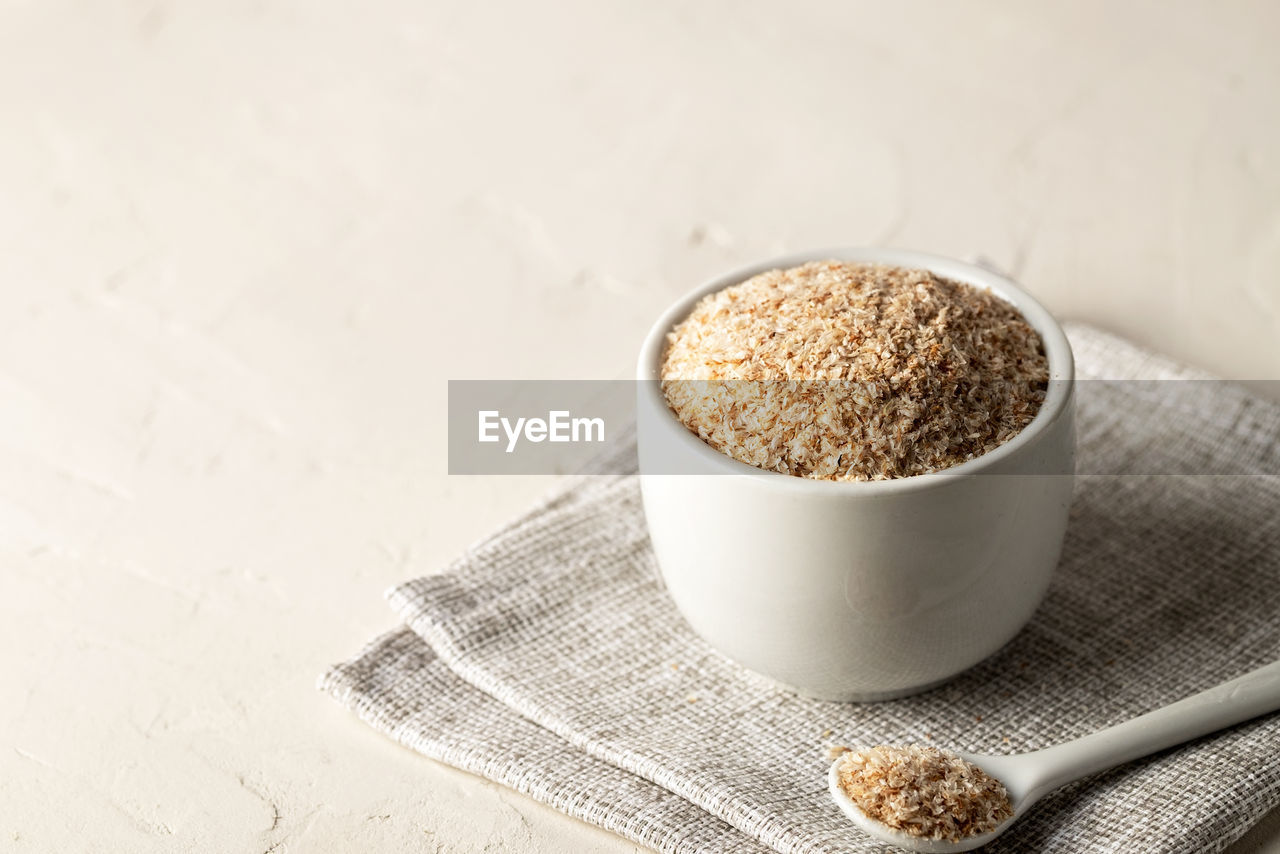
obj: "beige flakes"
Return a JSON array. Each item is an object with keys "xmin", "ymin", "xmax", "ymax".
[
  {"xmin": 661, "ymin": 261, "xmax": 1048, "ymax": 481},
  {"xmin": 837, "ymin": 744, "xmax": 1013, "ymax": 842}
]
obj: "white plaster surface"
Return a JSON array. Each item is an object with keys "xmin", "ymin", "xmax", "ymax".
[{"xmin": 1, "ymin": 1, "xmax": 1278, "ymax": 851}]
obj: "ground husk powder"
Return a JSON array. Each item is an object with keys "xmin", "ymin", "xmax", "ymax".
[
  {"xmin": 661, "ymin": 261, "xmax": 1048, "ymax": 481},
  {"xmin": 836, "ymin": 744, "xmax": 1014, "ymax": 841}
]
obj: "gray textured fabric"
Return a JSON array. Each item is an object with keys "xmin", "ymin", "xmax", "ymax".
[
  {"xmin": 322, "ymin": 629, "xmax": 771, "ymax": 853},
  {"xmin": 323, "ymin": 324, "xmax": 1280, "ymax": 853}
]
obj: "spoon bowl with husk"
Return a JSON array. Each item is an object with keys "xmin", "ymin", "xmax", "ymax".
[{"xmin": 829, "ymin": 659, "xmax": 1280, "ymax": 852}]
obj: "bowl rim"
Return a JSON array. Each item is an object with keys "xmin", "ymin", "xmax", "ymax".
[{"xmin": 636, "ymin": 247, "xmax": 1075, "ymax": 495}]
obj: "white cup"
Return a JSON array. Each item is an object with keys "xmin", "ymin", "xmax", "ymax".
[{"xmin": 637, "ymin": 248, "xmax": 1075, "ymax": 701}]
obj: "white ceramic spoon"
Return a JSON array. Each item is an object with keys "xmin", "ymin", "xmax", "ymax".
[{"xmin": 829, "ymin": 659, "xmax": 1280, "ymax": 852}]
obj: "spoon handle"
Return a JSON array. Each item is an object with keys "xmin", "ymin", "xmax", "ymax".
[{"xmin": 1019, "ymin": 658, "xmax": 1280, "ymax": 802}]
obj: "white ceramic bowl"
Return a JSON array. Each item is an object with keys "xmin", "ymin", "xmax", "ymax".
[{"xmin": 637, "ymin": 248, "xmax": 1075, "ymax": 701}]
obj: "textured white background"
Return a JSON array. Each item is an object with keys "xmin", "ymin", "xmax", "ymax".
[{"xmin": 1, "ymin": 1, "xmax": 1277, "ymax": 851}]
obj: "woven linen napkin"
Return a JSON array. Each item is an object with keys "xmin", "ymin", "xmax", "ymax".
[{"xmin": 323, "ymin": 323, "xmax": 1280, "ymax": 853}]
